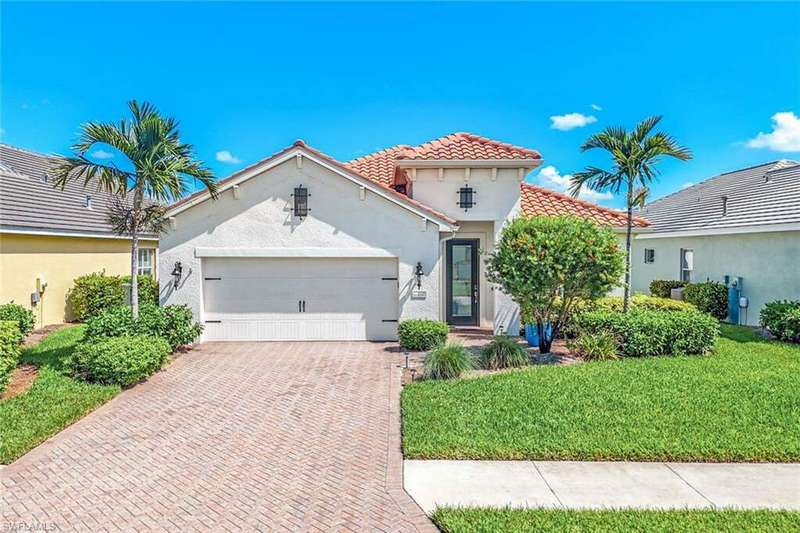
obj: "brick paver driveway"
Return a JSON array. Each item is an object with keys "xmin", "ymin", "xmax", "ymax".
[{"xmin": 1, "ymin": 342, "xmax": 434, "ymax": 532}]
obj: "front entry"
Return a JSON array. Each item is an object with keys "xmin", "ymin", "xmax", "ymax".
[{"xmin": 446, "ymin": 239, "xmax": 479, "ymax": 326}]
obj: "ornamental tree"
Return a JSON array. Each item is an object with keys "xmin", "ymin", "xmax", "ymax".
[{"xmin": 486, "ymin": 215, "xmax": 624, "ymax": 353}]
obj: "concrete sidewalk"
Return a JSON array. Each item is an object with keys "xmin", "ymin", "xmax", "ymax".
[{"xmin": 404, "ymin": 460, "xmax": 800, "ymax": 513}]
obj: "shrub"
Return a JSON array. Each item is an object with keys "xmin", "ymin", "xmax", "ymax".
[
  {"xmin": 591, "ymin": 294, "xmax": 697, "ymax": 313},
  {"xmin": 68, "ymin": 273, "xmax": 126, "ymax": 321},
  {"xmin": 122, "ymin": 275, "xmax": 159, "ymax": 306},
  {"xmin": 486, "ymin": 215, "xmax": 624, "ymax": 353},
  {"xmin": 0, "ymin": 302, "xmax": 35, "ymax": 336},
  {"xmin": 398, "ymin": 319, "xmax": 449, "ymax": 351},
  {"xmin": 761, "ymin": 300, "xmax": 800, "ymax": 343},
  {"xmin": 423, "ymin": 343, "xmax": 475, "ymax": 380},
  {"xmin": 479, "ymin": 335, "xmax": 530, "ymax": 370},
  {"xmin": 568, "ymin": 331, "xmax": 619, "ymax": 361},
  {"xmin": 85, "ymin": 303, "xmax": 202, "ymax": 350},
  {"xmin": 162, "ymin": 304, "xmax": 203, "ymax": 349},
  {"xmin": 0, "ymin": 321, "xmax": 23, "ymax": 394},
  {"xmin": 684, "ymin": 281, "xmax": 728, "ymax": 320},
  {"xmin": 67, "ymin": 335, "xmax": 170, "ymax": 387},
  {"xmin": 650, "ymin": 280, "xmax": 687, "ymax": 298},
  {"xmin": 573, "ymin": 309, "xmax": 718, "ymax": 357}
]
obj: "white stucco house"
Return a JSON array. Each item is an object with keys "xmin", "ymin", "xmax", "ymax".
[
  {"xmin": 632, "ymin": 160, "xmax": 800, "ymax": 326},
  {"xmin": 159, "ymin": 133, "xmax": 642, "ymax": 341}
]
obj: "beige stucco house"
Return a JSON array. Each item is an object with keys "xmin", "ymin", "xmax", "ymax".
[
  {"xmin": 632, "ymin": 160, "xmax": 800, "ymax": 325},
  {"xmin": 0, "ymin": 144, "xmax": 158, "ymax": 327}
]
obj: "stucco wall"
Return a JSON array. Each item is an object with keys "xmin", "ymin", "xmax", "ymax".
[
  {"xmin": 158, "ymin": 157, "xmax": 443, "ymax": 335},
  {"xmin": 631, "ymin": 230, "xmax": 800, "ymax": 325},
  {"xmin": 0, "ymin": 233, "xmax": 157, "ymax": 327}
]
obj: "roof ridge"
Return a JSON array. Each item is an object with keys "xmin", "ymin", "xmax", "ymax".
[
  {"xmin": 0, "ymin": 143, "xmax": 62, "ymax": 160},
  {"xmin": 402, "ymin": 131, "xmax": 541, "ymax": 159},
  {"xmin": 520, "ymin": 182, "xmax": 647, "ymax": 225},
  {"xmin": 346, "ymin": 144, "xmax": 413, "ymax": 164}
]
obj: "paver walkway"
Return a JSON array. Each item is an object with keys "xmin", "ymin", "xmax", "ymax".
[
  {"xmin": 405, "ymin": 460, "xmax": 800, "ymax": 513},
  {"xmin": 1, "ymin": 342, "xmax": 434, "ymax": 532}
]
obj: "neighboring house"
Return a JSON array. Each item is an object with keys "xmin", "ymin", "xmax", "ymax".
[
  {"xmin": 632, "ymin": 160, "xmax": 800, "ymax": 325},
  {"xmin": 160, "ymin": 133, "xmax": 644, "ymax": 341},
  {"xmin": 0, "ymin": 144, "xmax": 158, "ymax": 327}
]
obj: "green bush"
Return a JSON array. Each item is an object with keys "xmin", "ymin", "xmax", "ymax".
[
  {"xmin": 0, "ymin": 302, "xmax": 35, "ymax": 336},
  {"xmin": 591, "ymin": 294, "xmax": 697, "ymax": 313},
  {"xmin": 761, "ymin": 300, "xmax": 800, "ymax": 343},
  {"xmin": 85, "ymin": 304, "xmax": 201, "ymax": 350},
  {"xmin": 573, "ymin": 309, "xmax": 719, "ymax": 357},
  {"xmin": 68, "ymin": 273, "xmax": 126, "ymax": 321},
  {"xmin": 684, "ymin": 281, "xmax": 728, "ymax": 320},
  {"xmin": 423, "ymin": 343, "xmax": 475, "ymax": 380},
  {"xmin": 568, "ymin": 331, "xmax": 619, "ymax": 361},
  {"xmin": 650, "ymin": 280, "xmax": 687, "ymax": 298},
  {"xmin": 67, "ymin": 335, "xmax": 170, "ymax": 387},
  {"xmin": 479, "ymin": 335, "xmax": 530, "ymax": 370},
  {"xmin": 122, "ymin": 275, "xmax": 159, "ymax": 306},
  {"xmin": 398, "ymin": 319, "xmax": 449, "ymax": 351},
  {"xmin": 0, "ymin": 320, "xmax": 23, "ymax": 394}
]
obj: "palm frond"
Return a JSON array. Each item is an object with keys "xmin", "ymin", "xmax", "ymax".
[
  {"xmin": 569, "ymin": 167, "xmax": 622, "ymax": 197},
  {"xmin": 632, "ymin": 115, "xmax": 663, "ymax": 143},
  {"xmin": 51, "ymin": 155, "xmax": 131, "ymax": 194}
]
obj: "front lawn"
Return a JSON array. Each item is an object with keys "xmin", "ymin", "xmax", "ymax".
[
  {"xmin": 0, "ymin": 326, "xmax": 120, "ymax": 464},
  {"xmin": 402, "ymin": 325, "xmax": 800, "ymax": 461},
  {"xmin": 431, "ymin": 508, "xmax": 800, "ymax": 533}
]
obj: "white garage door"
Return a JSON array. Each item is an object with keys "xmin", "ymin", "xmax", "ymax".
[{"xmin": 202, "ymin": 257, "xmax": 399, "ymax": 341}]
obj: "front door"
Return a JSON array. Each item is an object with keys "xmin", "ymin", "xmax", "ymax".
[{"xmin": 446, "ymin": 239, "xmax": 479, "ymax": 326}]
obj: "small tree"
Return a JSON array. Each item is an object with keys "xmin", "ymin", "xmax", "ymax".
[{"xmin": 486, "ymin": 215, "xmax": 624, "ymax": 353}]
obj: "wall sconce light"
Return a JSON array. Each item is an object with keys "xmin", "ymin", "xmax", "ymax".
[
  {"xmin": 414, "ymin": 261, "xmax": 424, "ymax": 289},
  {"xmin": 457, "ymin": 186, "xmax": 475, "ymax": 211},
  {"xmin": 171, "ymin": 261, "xmax": 183, "ymax": 289}
]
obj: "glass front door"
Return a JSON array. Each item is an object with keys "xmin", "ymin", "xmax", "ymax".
[{"xmin": 446, "ymin": 239, "xmax": 479, "ymax": 326}]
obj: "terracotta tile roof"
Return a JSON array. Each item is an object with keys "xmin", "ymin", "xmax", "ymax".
[
  {"xmin": 398, "ymin": 132, "xmax": 542, "ymax": 161},
  {"xmin": 519, "ymin": 183, "xmax": 649, "ymax": 227},
  {"xmin": 345, "ymin": 145, "xmax": 411, "ymax": 186}
]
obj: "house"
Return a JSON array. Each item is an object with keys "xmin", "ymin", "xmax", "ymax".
[
  {"xmin": 160, "ymin": 133, "xmax": 643, "ymax": 341},
  {"xmin": 632, "ymin": 160, "xmax": 800, "ymax": 325},
  {"xmin": 0, "ymin": 144, "xmax": 158, "ymax": 327}
]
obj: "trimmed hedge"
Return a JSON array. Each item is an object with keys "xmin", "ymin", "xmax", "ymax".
[
  {"xmin": 122, "ymin": 275, "xmax": 159, "ymax": 306},
  {"xmin": 685, "ymin": 281, "xmax": 728, "ymax": 320},
  {"xmin": 761, "ymin": 300, "xmax": 800, "ymax": 343},
  {"xmin": 650, "ymin": 280, "xmax": 687, "ymax": 298},
  {"xmin": 67, "ymin": 335, "xmax": 170, "ymax": 387},
  {"xmin": 398, "ymin": 319, "xmax": 449, "ymax": 351},
  {"xmin": 0, "ymin": 320, "xmax": 23, "ymax": 394},
  {"xmin": 592, "ymin": 295, "xmax": 697, "ymax": 313},
  {"xmin": 68, "ymin": 273, "xmax": 126, "ymax": 321},
  {"xmin": 85, "ymin": 303, "xmax": 202, "ymax": 350},
  {"xmin": 0, "ymin": 302, "xmax": 35, "ymax": 336},
  {"xmin": 573, "ymin": 309, "xmax": 719, "ymax": 357}
]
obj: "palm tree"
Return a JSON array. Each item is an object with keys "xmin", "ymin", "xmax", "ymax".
[
  {"xmin": 53, "ymin": 100, "xmax": 218, "ymax": 318},
  {"xmin": 570, "ymin": 116, "xmax": 691, "ymax": 312}
]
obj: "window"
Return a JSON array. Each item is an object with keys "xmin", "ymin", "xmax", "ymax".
[
  {"xmin": 457, "ymin": 186, "xmax": 475, "ymax": 211},
  {"xmin": 680, "ymin": 249, "xmax": 693, "ymax": 282},
  {"xmin": 137, "ymin": 248, "xmax": 154, "ymax": 276},
  {"xmin": 644, "ymin": 248, "xmax": 655, "ymax": 264},
  {"xmin": 84, "ymin": 195, "xmax": 92, "ymax": 209},
  {"xmin": 721, "ymin": 196, "xmax": 728, "ymax": 216},
  {"xmin": 394, "ymin": 183, "xmax": 407, "ymax": 195},
  {"xmin": 292, "ymin": 186, "xmax": 309, "ymax": 218}
]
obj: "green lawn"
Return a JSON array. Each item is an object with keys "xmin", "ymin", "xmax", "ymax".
[
  {"xmin": 402, "ymin": 325, "xmax": 800, "ymax": 461},
  {"xmin": 431, "ymin": 508, "xmax": 800, "ymax": 533},
  {"xmin": 0, "ymin": 325, "xmax": 120, "ymax": 464}
]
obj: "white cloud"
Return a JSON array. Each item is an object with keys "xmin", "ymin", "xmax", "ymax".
[
  {"xmin": 536, "ymin": 165, "xmax": 613, "ymax": 202},
  {"xmin": 216, "ymin": 150, "xmax": 242, "ymax": 164},
  {"xmin": 746, "ymin": 111, "xmax": 800, "ymax": 152},
  {"xmin": 681, "ymin": 182, "xmax": 694, "ymax": 190},
  {"xmin": 91, "ymin": 149, "xmax": 114, "ymax": 159},
  {"xmin": 550, "ymin": 112, "xmax": 598, "ymax": 131},
  {"xmin": 591, "ymin": 103, "xmax": 603, "ymax": 111}
]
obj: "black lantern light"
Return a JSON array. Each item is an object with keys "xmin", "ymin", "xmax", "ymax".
[
  {"xmin": 171, "ymin": 261, "xmax": 183, "ymax": 288},
  {"xmin": 292, "ymin": 185, "xmax": 310, "ymax": 218},
  {"xmin": 414, "ymin": 261, "xmax": 424, "ymax": 289},
  {"xmin": 457, "ymin": 186, "xmax": 475, "ymax": 211}
]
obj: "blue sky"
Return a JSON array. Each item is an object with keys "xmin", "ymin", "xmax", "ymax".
[{"xmin": 2, "ymin": 2, "xmax": 799, "ymax": 207}]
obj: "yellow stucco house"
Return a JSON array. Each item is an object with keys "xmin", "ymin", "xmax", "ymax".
[{"xmin": 0, "ymin": 144, "xmax": 158, "ymax": 327}]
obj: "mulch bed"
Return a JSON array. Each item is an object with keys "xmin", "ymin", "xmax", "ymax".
[{"xmin": 2, "ymin": 364, "xmax": 38, "ymax": 400}]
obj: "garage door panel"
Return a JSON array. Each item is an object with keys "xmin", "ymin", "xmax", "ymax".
[{"xmin": 201, "ymin": 257, "xmax": 398, "ymax": 341}]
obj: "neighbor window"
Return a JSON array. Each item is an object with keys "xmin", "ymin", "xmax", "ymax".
[
  {"xmin": 84, "ymin": 195, "xmax": 92, "ymax": 209},
  {"xmin": 644, "ymin": 248, "xmax": 655, "ymax": 264},
  {"xmin": 680, "ymin": 249, "xmax": 694, "ymax": 282},
  {"xmin": 137, "ymin": 248, "xmax": 154, "ymax": 276}
]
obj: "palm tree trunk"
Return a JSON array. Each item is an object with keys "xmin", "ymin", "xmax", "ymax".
[
  {"xmin": 130, "ymin": 187, "xmax": 143, "ymax": 319},
  {"xmin": 623, "ymin": 183, "xmax": 634, "ymax": 313}
]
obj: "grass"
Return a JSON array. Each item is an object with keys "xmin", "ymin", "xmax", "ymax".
[
  {"xmin": 402, "ymin": 325, "xmax": 800, "ymax": 461},
  {"xmin": 431, "ymin": 507, "xmax": 800, "ymax": 532},
  {"xmin": 0, "ymin": 325, "xmax": 120, "ymax": 464}
]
